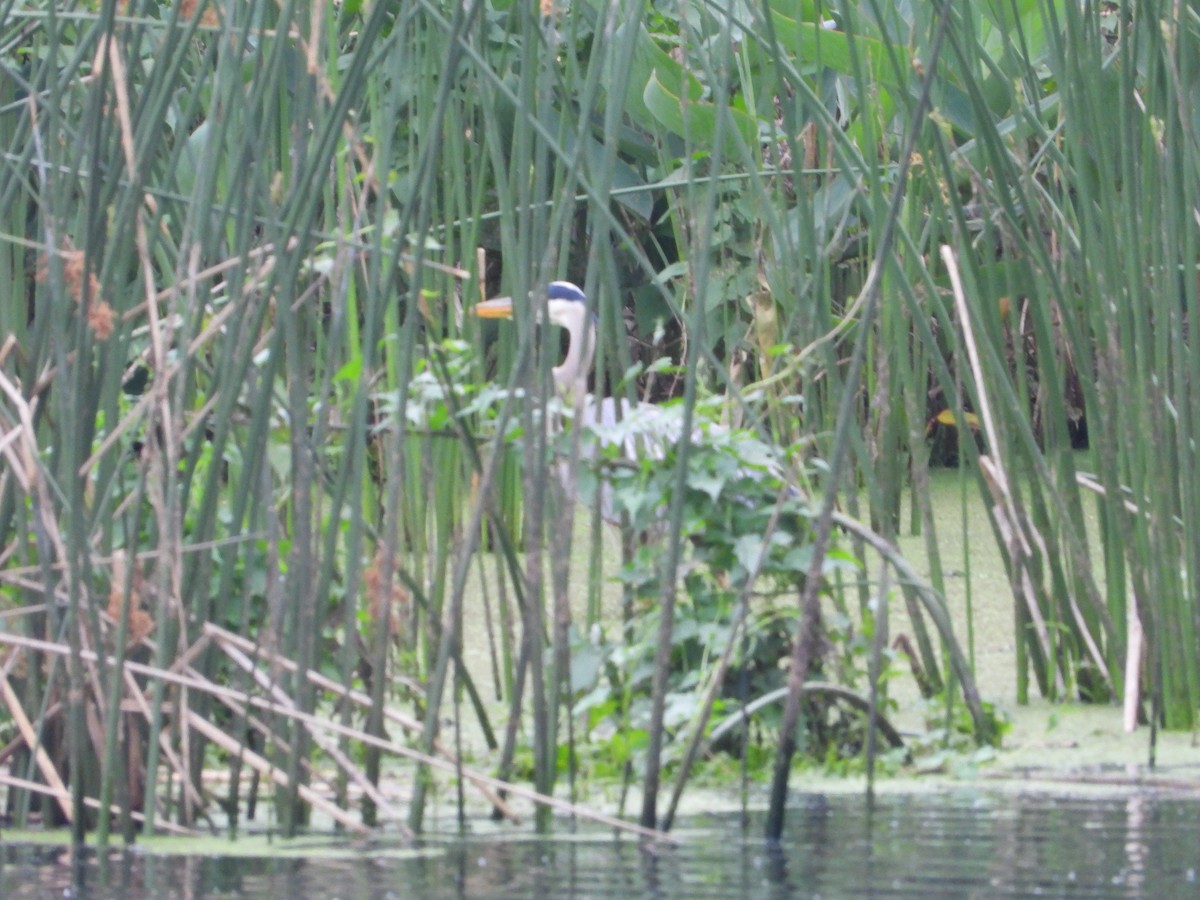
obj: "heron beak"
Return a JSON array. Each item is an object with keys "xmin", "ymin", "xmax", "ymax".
[{"xmin": 473, "ymin": 297, "xmax": 514, "ymax": 319}]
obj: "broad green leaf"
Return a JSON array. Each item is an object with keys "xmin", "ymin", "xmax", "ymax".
[
  {"xmin": 569, "ymin": 641, "xmax": 605, "ymax": 693},
  {"xmin": 980, "ymin": 0, "xmax": 1066, "ymax": 72},
  {"xmin": 687, "ymin": 469, "xmax": 726, "ymax": 502},
  {"xmin": 733, "ymin": 534, "xmax": 766, "ymax": 574},
  {"xmin": 333, "ymin": 352, "xmax": 362, "ymax": 384},
  {"xmin": 642, "ymin": 68, "xmax": 761, "ymax": 157},
  {"xmin": 615, "ymin": 22, "xmax": 703, "ymax": 133},
  {"xmin": 177, "ymin": 119, "xmax": 212, "ymax": 199},
  {"xmin": 764, "ymin": 13, "xmax": 908, "ymax": 90}
]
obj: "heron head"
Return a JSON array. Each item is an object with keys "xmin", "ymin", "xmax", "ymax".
[
  {"xmin": 473, "ymin": 280, "xmax": 589, "ymax": 328},
  {"xmin": 474, "ymin": 281, "xmax": 595, "ymax": 397}
]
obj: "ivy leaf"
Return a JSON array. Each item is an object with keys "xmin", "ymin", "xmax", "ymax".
[
  {"xmin": 731, "ymin": 437, "xmax": 780, "ymax": 471},
  {"xmin": 733, "ymin": 534, "xmax": 767, "ymax": 575},
  {"xmin": 570, "ymin": 641, "xmax": 605, "ymax": 693},
  {"xmin": 686, "ymin": 469, "xmax": 725, "ymax": 502}
]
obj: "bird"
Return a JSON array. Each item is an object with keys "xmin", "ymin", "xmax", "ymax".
[
  {"xmin": 473, "ymin": 281, "xmax": 682, "ymax": 465},
  {"xmin": 473, "ymin": 281, "xmax": 796, "ymax": 529},
  {"xmin": 473, "ymin": 280, "xmax": 595, "ymax": 401}
]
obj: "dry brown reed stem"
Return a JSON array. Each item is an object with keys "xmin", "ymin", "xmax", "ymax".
[
  {"xmin": 944, "ymin": 244, "xmax": 1112, "ymax": 698},
  {"xmin": 119, "ymin": 667, "xmax": 208, "ymax": 817},
  {"xmin": 77, "ymin": 217, "xmax": 466, "ymax": 480},
  {"xmin": 95, "ymin": 37, "xmax": 186, "ymax": 671},
  {"xmin": 0, "ymin": 370, "xmax": 59, "ymax": 549},
  {"xmin": 941, "ymin": 244, "xmax": 1065, "ymax": 695},
  {"xmin": 1074, "ymin": 474, "xmax": 1146, "ymax": 730},
  {"xmin": 95, "ymin": 33, "xmax": 165, "ymax": 373},
  {"xmin": 0, "ymin": 772, "xmax": 196, "ymax": 835},
  {"xmin": 204, "ymin": 624, "xmax": 427, "ymax": 731},
  {"xmin": 0, "ymin": 631, "xmax": 211, "ymax": 827},
  {"xmin": 185, "ymin": 711, "xmax": 369, "ymax": 834},
  {"xmin": 118, "ymin": 238, "xmax": 294, "ymax": 325},
  {"xmin": 222, "ymin": 694, "xmax": 409, "ymax": 832},
  {"xmin": 0, "ymin": 535, "xmax": 265, "ymax": 591},
  {"xmin": 78, "ymin": 236, "xmax": 283, "ymax": 477},
  {"xmin": 0, "ymin": 631, "xmax": 669, "ymax": 841},
  {"xmin": 0, "ymin": 366, "xmax": 82, "ymax": 813},
  {"xmin": 213, "ymin": 633, "xmax": 412, "ymax": 834},
  {"xmin": 206, "ymin": 624, "xmax": 516, "ymax": 823},
  {"xmin": 0, "ymin": 668, "xmax": 73, "ymax": 823},
  {"xmin": 1002, "ymin": 464, "xmax": 1109, "ymax": 694}
]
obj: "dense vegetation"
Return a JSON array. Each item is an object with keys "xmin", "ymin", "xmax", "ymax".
[{"xmin": 0, "ymin": 0, "xmax": 1196, "ymax": 843}]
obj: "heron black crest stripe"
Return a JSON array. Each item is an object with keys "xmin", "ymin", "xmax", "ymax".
[{"xmin": 547, "ymin": 281, "xmax": 587, "ymax": 302}]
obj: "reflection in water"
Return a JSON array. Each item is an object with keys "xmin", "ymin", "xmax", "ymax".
[
  {"xmin": 761, "ymin": 841, "xmax": 792, "ymax": 894},
  {"xmin": 1123, "ymin": 794, "xmax": 1146, "ymax": 895},
  {"xmin": 2, "ymin": 790, "xmax": 1199, "ymax": 898}
]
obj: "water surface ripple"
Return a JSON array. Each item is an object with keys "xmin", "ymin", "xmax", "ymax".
[{"xmin": 2, "ymin": 789, "xmax": 1197, "ymax": 898}]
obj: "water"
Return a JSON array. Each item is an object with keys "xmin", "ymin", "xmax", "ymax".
[{"xmin": 2, "ymin": 789, "xmax": 1197, "ymax": 898}]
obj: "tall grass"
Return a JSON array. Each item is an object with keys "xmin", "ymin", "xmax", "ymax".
[
  {"xmin": 923, "ymin": 1, "xmax": 1200, "ymax": 730},
  {"xmin": 0, "ymin": 0, "xmax": 1193, "ymax": 845}
]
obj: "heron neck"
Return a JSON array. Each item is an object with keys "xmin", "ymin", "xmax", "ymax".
[{"xmin": 552, "ymin": 318, "xmax": 595, "ymax": 399}]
